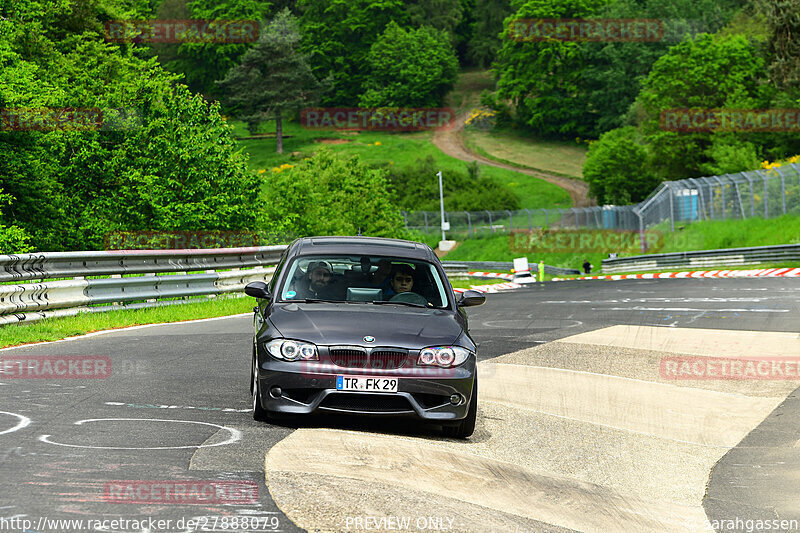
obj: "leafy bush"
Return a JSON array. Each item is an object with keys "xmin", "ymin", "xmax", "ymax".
[
  {"xmin": 262, "ymin": 149, "xmax": 406, "ymax": 238},
  {"xmin": 383, "ymin": 155, "xmax": 520, "ymax": 211},
  {"xmin": 583, "ymin": 127, "xmax": 656, "ymax": 205}
]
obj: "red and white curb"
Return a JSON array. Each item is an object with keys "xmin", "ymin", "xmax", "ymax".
[
  {"xmin": 467, "ymin": 271, "xmax": 515, "ymax": 280},
  {"xmin": 552, "ymin": 267, "xmax": 800, "ymax": 282},
  {"xmin": 454, "ymin": 282, "xmax": 522, "ymax": 294}
]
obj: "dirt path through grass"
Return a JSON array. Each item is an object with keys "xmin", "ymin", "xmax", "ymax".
[{"xmin": 433, "ymin": 113, "xmax": 594, "ymax": 207}]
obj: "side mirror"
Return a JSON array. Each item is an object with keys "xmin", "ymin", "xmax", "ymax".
[
  {"xmin": 457, "ymin": 289, "xmax": 485, "ymax": 307},
  {"xmin": 244, "ymin": 281, "xmax": 271, "ymax": 300}
]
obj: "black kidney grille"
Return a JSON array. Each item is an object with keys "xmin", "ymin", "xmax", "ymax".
[
  {"xmin": 330, "ymin": 348, "xmax": 368, "ymax": 368},
  {"xmin": 369, "ymin": 350, "xmax": 408, "ymax": 369},
  {"xmin": 329, "ymin": 348, "xmax": 408, "ymax": 369}
]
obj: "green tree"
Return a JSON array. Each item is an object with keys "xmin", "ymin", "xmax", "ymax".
[
  {"xmin": 467, "ymin": 0, "xmax": 512, "ymax": 68},
  {"xmin": 0, "ymin": 2, "xmax": 259, "ymax": 251},
  {"xmin": 359, "ymin": 22, "xmax": 459, "ymax": 107},
  {"xmin": 491, "ymin": 0, "xmax": 747, "ymax": 138},
  {"xmin": 582, "ymin": 127, "xmax": 654, "ymax": 204},
  {"xmin": 0, "ymin": 190, "xmax": 32, "ymax": 253},
  {"xmin": 151, "ymin": 0, "xmax": 273, "ymax": 99},
  {"xmin": 217, "ymin": 9, "xmax": 326, "ymax": 152},
  {"xmin": 406, "ymin": 0, "xmax": 464, "ymax": 39},
  {"xmin": 493, "ymin": 0, "xmax": 610, "ymax": 138},
  {"xmin": 636, "ymin": 33, "xmax": 772, "ymax": 180},
  {"xmin": 754, "ymin": 0, "xmax": 800, "ymax": 95},
  {"xmin": 263, "ymin": 149, "xmax": 406, "ymax": 238},
  {"xmin": 298, "ymin": 0, "xmax": 407, "ymax": 105}
]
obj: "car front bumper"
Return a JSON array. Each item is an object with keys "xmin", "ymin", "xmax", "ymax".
[{"xmin": 255, "ymin": 357, "xmax": 476, "ymax": 421}]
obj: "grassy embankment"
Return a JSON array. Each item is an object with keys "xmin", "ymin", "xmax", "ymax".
[
  {"xmin": 442, "ymin": 215, "xmax": 800, "ymax": 273},
  {"xmin": 235, "ymin": 120, "xmax": 571, "ymax": 211}
]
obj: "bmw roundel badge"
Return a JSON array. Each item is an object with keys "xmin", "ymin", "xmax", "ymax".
[{"xmin": 363, "ymin": 335, "xmax": 375, "ymax": 343}]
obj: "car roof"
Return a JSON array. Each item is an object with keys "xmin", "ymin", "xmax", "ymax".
[{"xmin": 289, "ymin": 236, "xmax": 438, "ymax": 262}]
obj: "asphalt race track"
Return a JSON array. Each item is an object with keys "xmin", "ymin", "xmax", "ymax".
[{"xmin": 0, "ymin": 277, "xmax": 798, "ymax": 533}]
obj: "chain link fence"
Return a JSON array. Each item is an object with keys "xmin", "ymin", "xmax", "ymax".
[{"xmin": 403, "ymin": 164, "xmax": 800, "ymax": 237}]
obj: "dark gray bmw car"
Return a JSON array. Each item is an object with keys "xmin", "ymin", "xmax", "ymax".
[{"xmin": 245, "ymin": 236, "xmax": 485, "ymax": 438}]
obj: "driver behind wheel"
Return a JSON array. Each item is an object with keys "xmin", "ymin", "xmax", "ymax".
[{"xmin": 385, "ymin": 263, "xmax": 415, "ymax": 299}]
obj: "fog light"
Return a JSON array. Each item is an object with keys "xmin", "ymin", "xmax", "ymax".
[
  {"xmin": 450, "ymin": 394, "xmax": 462, "ymax": 405},
  {"xmin": 270, "ymin": 386, "xmax": 282, "ymax": 399}
]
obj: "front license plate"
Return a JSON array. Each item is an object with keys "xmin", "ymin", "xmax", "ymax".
[{"xmin": 336, "ymin": 376, "xmax": 398, "ymax": 393}]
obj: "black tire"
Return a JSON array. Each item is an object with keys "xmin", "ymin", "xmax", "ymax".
[
  {"xmin": 443, "ymin": 377, "xmax": 477, "ymax": 439},
  {"xmin": 249, "ymin": 345, "xmax": 256, "ymax": 394},
  {"xmin": 252, "ymin": 358, "xmax": 269, "ymax": 422}
]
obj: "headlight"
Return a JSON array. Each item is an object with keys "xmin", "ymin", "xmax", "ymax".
[
  {"xmin": 417, "ymin": 346, "xmax": 471, "ymax": 367},
  {"xmin": 265, "ymin": 339, "xmax": 318, "ymax": 361}
]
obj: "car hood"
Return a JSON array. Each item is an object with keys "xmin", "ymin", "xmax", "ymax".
[{"xmin": 268, "ymin": 303, "xmax": 463, "ymax": 348}]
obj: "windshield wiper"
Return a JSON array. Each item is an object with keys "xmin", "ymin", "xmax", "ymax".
[{"xmin": 371, "ymin": 300, "xmax": 428, "ymax": 308}]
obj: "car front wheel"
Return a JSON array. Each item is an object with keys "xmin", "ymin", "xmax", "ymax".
[{"xmin": 252, "ymin": 358, "xmax": 269, "ymax": 422}]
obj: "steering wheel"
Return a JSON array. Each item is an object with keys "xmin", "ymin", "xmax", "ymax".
[{"xmin": 389, "ymin": 292, "xmax": 429, "ymax": 306}]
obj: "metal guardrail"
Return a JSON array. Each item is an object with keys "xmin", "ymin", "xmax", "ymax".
[
  {"xmin": 0, "ymin": 246, "xmax": 287, "ymax": 282},
  {"xmin": 0, "ymin": 247, "xmax": 582, "ymax": 325},
  {"xmin": 0, "ymin": 246, "xmax": 288, "ymax": 325},
  {"xmin": 601, "ymin": 244, "xmax": 800, "ymax": 273}
]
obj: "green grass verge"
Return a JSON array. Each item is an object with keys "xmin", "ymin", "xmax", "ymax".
[
  {"xmin": 449, "ymin": 277, "xmax": 508, "ymax": 288},
  {"xmin": 462, "ymin": 128, "xmax": 589, "ymax": 179},
  {"xmin": 0, "ymin": 296, "xmax": 255, "ymax": 349},
  {"xmin": 441, "ymin": 215, "xmax": 800, "ymax": 268},
  {"xmin": 234, "ymin": 120, "xmax": 571, "ymax": 210}
]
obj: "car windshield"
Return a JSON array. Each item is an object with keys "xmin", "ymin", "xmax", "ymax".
[{"xmin": 278, "ymin": 255, "xmax": 450, "ymax": 309}]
